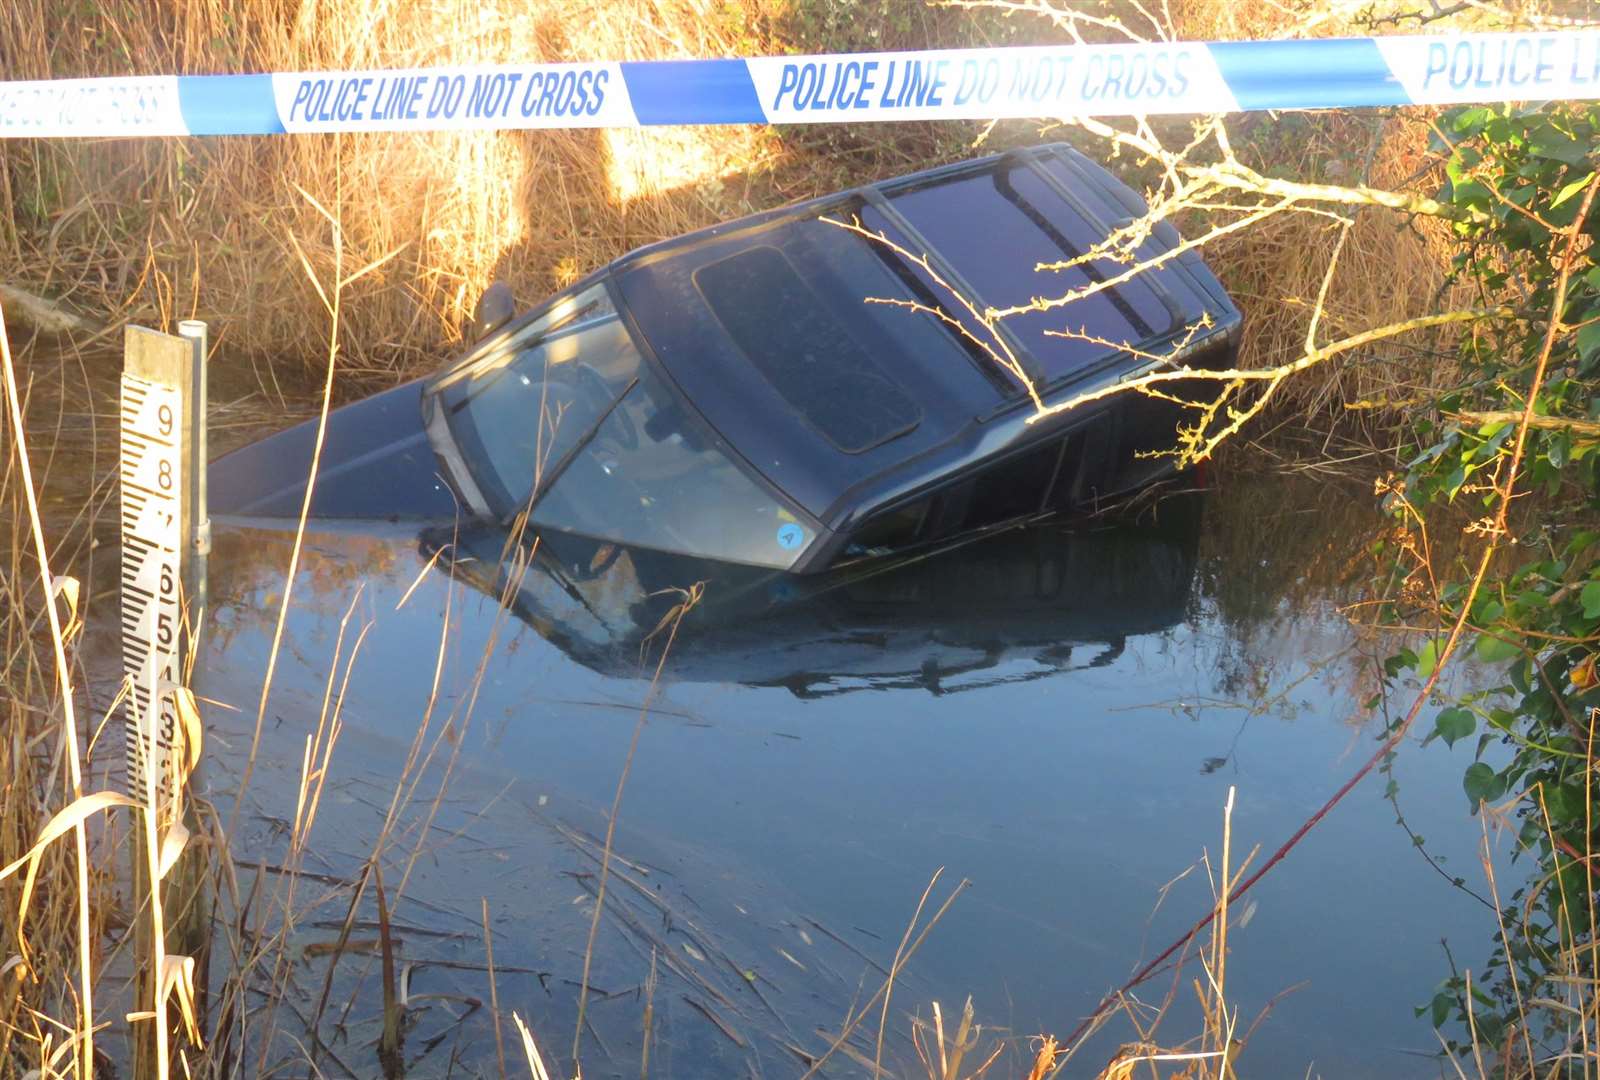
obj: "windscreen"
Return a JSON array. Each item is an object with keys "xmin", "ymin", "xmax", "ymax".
[
  {"xmin": 427, "ymin": 282, "xmax": 816, "ymax": 569},
  {"xmin": 532, "ymin": 363, "xmax": 816, "ymax": 569},
  {"xmin": 430, "ymin": 284, "xmax": 636, "ymax": 508}
]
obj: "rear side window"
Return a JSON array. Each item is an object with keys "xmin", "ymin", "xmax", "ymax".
[
  {"xmin": 845, "ymin": 498, "xmax": 932, "ymax": 557},
  {"xmin": 696, "ymin": 246, "xmax": 922, "ymax": 454},
  {"xmin": 840, "ymin": 437, "xmax": 1072, "ymax": 562},
  {"xmin": 881, "ymin": 164, "xmax": 1174, "ymax": 383}
]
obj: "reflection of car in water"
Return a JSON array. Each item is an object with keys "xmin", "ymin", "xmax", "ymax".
[
  {"xmin": 210, "ymin": 144, "xmax": 1239, "ymax": 574},
  {"xmin": 424, "ymin": 492, "xmax": 1202, "ymax": 697}
]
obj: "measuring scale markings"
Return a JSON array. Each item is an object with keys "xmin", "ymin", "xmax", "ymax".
[{"xmin": 119, "ymin": 372, "xmax": 181, "ymax": 795}]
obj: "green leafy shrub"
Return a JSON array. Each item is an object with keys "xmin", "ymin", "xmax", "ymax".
[{"xmin": 1382, "ymin": 102, "xmax": 1600, "ymax": 1072}]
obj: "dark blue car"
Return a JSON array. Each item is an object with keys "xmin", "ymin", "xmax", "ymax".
[{"xmin": 213, "ymin": 143, "xmax": 1241, "ymax": 572}]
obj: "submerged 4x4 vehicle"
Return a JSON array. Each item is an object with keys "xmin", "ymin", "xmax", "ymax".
[{"xmin": 212, "ymin": 143, "xmax": 1241, "ymax": 571}]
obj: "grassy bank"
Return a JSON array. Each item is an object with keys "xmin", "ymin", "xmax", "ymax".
[
  {"xmin": 0, "ymin": 0, "xmax": 1522, "ymax": 402},
  {"xmin": 0, "ymin": 0, "xmax": 1010, "ymax": 386}
]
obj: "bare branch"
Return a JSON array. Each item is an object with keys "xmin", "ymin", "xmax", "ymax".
[
  {"xmin": 1026, "ymin": 308, "xmax": 1512, "ymax": 466},
  {"xmin": 988, "ymin": 197, "xmax": 1295, "ymax": 321},
  {"xmin": 1042, "ymin": 312, "xmax": 1214, "ymax": 365},
  {"xmin": 1452, "ymin": 411, "xmax": 1600, "ymax": 437},
  {"xmin": 1305, "ymin": 215, "xmax": 1355, "ymax": 354},
  {"xmin": 821, "ymin": 214, "xmax": 1046, "ymax": 410}
]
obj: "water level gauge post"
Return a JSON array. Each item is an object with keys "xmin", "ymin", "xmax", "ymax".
[{"xmin": 120, "ymin": 322, "xmax": 212, "ymax": 1063}]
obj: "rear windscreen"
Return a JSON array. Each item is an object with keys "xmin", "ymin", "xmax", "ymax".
[
  {"xmin": 696, "ymin": 246, "xmax": 922, "ymax": 454},
  {"xmin": 880, "ymin": 164, "xmax": 1176, "ymax": 383}
]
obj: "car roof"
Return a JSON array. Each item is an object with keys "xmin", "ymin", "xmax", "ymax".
[{"xmin": 611, "ymin": 144, "xmax": 1237, "ymax": 525}]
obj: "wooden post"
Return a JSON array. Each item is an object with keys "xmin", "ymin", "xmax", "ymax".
[{"xmin": 122, "ymin": 324, "xmax": 211, "ymax": 1075}]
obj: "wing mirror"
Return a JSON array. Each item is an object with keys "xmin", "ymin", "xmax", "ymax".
[{"xmin": 472, "ymin": 281, "xmax": 516, "ymax": 340}]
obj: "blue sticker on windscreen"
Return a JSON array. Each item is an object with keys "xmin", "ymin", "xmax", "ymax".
[{"xmin": 776, "ymin": 523, "xmax": 805, "ymax": 550}]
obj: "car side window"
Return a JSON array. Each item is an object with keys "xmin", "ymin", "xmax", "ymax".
[{"xmin": 844, "ymin": 498, "xmax": 933, "ymax": 558}]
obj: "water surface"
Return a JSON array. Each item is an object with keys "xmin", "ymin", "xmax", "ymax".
[{"xmin": 183, "ymin": 467, "xmax": 1507, "ymax": 1078}]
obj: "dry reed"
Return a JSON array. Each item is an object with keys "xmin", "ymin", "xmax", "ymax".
[
  {"xmin": 0, "ymin": 322, "xmax": 104, "ymax": 1080},
  {"xmin": 0, "ymin": 0, "xmax": 988, "ymax": 388}
]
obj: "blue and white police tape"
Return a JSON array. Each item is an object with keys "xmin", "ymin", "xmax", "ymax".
[{"xmin": 3, "ymin": 32, "xmax": 1599, "ymax": 138}]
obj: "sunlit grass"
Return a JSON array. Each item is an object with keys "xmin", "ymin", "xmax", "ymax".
[{"xmin": 0, "ymin": 0, "xmax": 812, "ymax": 384}]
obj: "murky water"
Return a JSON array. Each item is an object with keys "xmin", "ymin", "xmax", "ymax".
[
  {"xmin": 15, "ymin": 340, "xmax": 1506, "ymax": 1077},
  {"xmin": 163, "ymin": 464, "xmax": 1508, "ymax": 1079}
]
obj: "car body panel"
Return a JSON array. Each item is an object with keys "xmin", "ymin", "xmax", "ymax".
[
  {"xmin": 209, "ymin": 379, "xmax": 458, "ymax": 519},
  {"xmin": 210, "ymin": 142, "xmax": 1241, "ymax": 574}
]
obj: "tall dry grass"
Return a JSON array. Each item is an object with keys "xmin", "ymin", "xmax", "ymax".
[
  {"xmin": 2, "ymin": 0, "xmax": 772, "ymax": 380},
  {"xmin": 1205, "ymin": 110, "xmax": 1475, "ymax": 425},
  {"xmin": 889, "ymin": 787, "xmax": 1261, "ymax": 1080},
  {"xmin": 0, "ymin": 325, "xmax": 127, "ymax": 1079},
  {"xmin": 0, "ymin": 0, "xmax": 1000, "ymax": 389},
  {"xmin": 0, "ymin": 0, "xmax": 1518, "ymax": 418}
]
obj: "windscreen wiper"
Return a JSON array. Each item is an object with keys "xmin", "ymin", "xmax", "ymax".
[{"xmin": 512, "ymin": 375, "xmax": 640, "ymax": 524}]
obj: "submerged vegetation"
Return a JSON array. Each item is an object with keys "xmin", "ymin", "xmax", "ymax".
[{"xmin": 2, "ymin": 0, "xmax": 1600, "ymax": 1078}]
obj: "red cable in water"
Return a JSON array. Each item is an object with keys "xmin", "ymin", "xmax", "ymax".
[
  {"xmin": 1059, "ymin": 171, "xmax": 1600, "ymax": 1058},
  {"xmin": 1058, "ymin": 716, "xmax": 1406, "ymax": 1051}
]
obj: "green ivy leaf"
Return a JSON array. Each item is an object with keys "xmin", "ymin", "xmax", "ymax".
[
  {"xmin": 1543, "ymin": 782, "xmax": 1584, "ymax": 822},
  {"xmin": 1417, "ymin": 638, "xmax": 1442, "ymax": 679},
  {"xmin": 1510, "ymin": 657, "xmax": 1532, "ymax": 695},
  {"xmin": 1476, "ymin": 633, "xmax": 1519, "ymax": 663},
  {"xmin": 1583, "ymin": 580, "xmax": 1600, "ymax": 619},
  {"xmin": 1551, "ymin": 171, "xmax": 1596, "ymax": 208},
  {"xmin": 1564, "ymin": 530, "xmax": 1599, "ymax": 558},
  {"xmin": 1430, "ymin": 989, "xmax": 1453, "ymax": 1028},
  {"xmin": 1579, "ymin": 323, "xmax": 1600, "ymax": 365},
  {"xmin": 1464, "ymin": 762, "xmax": 1505, "ymax": 809},
  {"xmin": 1385, "ymin": 648, "xmax": 1418, "ymax": 678},
  {"xmin": 1548, "ymin": 430, "xmax": 1571, "ymax": 469},
  {"xmin": 1530, "ymin": 130, "xmax": 1589, "ymax": 165},
  {"xmin": 1432, "ymin": 707, "xmax": 1476, "ymax": 747},
  {"xmin": 1449, "ymin": 106, "xmax": 1493, "ymax": 136},
  {"xmin": 1450, "ymin": 178, "xmax": 1492, "ymax": 211}
]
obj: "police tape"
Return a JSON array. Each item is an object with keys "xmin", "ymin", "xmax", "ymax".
[{"xmin": 3, "ymin": 32, "xmax": 1599, "ymax": 137}]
